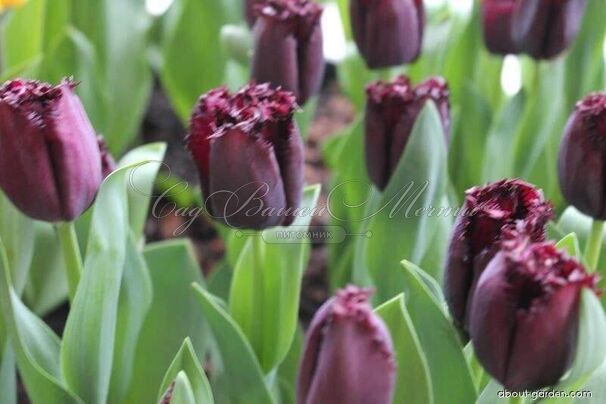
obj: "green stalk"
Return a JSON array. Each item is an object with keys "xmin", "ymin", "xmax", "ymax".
[
  {"xmin": 584, "ymin": 220, "xmax": 604, "ymax": 272},
  {"xmin": 55, "ymin": 222, "xmax": 83, "ymax": 302}
]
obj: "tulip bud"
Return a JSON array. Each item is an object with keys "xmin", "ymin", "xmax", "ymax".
[
  {"xmin": 470, "ymin": 234, "xmax": 599, "ymax": 391},
  {"xmin": 186, "ymin": 83, "xmax": 304, "ymax": 230},
  {"xmin": 250, "ymin": 0, "xmax": 324, "ymax": 105},
  {"xmin": 0, "ymin": 78, "xmax": 102, "ymax": 222},
  {"xmin": 481, "ymin": 0, "xmax": 518, "ymax": 56},
  {"xmin": 364, "ymin": 75, "xmax": 450, "ymax": 190},
  {"xmin": 511, "ymin": 0, "xmax": 587, "ymax": 59},
  {"xmin": 444, "ymin": 179, "xmax": 554, "ymax": 336},
  {"xmin": 297, "ymin": 286, "xmax": 396, "ymax": 404},
  {"xmin": 97, "ymin": 136, "xmax": 116, "ymax": 179},
  {"xmin": 558, "ymin": 93, "xmax": 606, "ymax": 220},
  {"xmin": 350, "ymin": 0, "xmax": 425, "ymax": 68}
]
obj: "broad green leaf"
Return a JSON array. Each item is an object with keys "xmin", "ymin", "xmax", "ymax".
[
  {"xmin": 574, "ymin": 357, "xmax": 606, "ymax": 403},
  {"xmin": 275, "ymin": 325, "xmax": 304, "ymax": 404},
  {"xmin": 0, "ymin": 340, "xmax": 16, "ymax": 404},
  {"xmin": 158, "ymin": 338, "xmax": 214, "ymax": 404},
  {"xmin": 170, "ymin": 371, "xmax": 197, "ymax": 404},
  {"xmin": 476, "ymin": 380, "xmax": 507, "ymax": 404},
  {"xmin": 61, "ymin": 165, "xmax": 133, "ymax": 404},
  {"xmin": 556, "ymin": 233, "xmax": 582, "ymax": 259},
  {"xmin": 0, "ymin": 192, "xmax": 35, "ymax": 295},
  {"xmin": 161, "ymin": 0, "xmax": 229, "ymax": 122},
  {"xmin": 375, "ymin": 295, "xmax": 433, "ymax": 404},
  {"xmin": 107, "ymin": 234, "xmax": 153, "ymax": 404},
  {"xmin": 365, "ymin": 103, "xmax": 449, "ymax": 302},
  {"xmin": 118, "ymin": 142, "xmax": 168, "ymax": 239},
  {"xmin": 229, "ymin": 185, "xmax": 320, "ymax": 373},
  {"xmin": 125, "ymin": 239, "xmax": 210, "ymax": 404},
  {"xmin": 193, "ymin": 284, "xmax": 274, "ymax": 404},
  {"xmin": 0, "ymin": 240, "xmax": 82, "ymax": 404},
  {"xmin": 401, "ymin": 260, "xmax": 476, "ymax": 404}
]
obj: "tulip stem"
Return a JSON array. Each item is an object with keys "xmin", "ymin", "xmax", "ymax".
[
  {"xmin": 56, "ymin": 222, "xmax": 83, "ymax": 302},
  {"xmin": 585, "ymin": 220, "xmax": 604, "ymax": 271}
]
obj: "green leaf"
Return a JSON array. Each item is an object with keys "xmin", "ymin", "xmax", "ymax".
[
  {"xmin": 556, "ymin": 233, "xmax": 582, "ymax": 259},
  {"xmin": 401, "ymin": 260, "xmax": 476, "ymax": 404},
  {"xmin": 365, "ymin": 103, "xmax": 450, "ymax": 302},
  {"xmin": 125, "ymin": 239, "xmax": 211, "ymax": 404},
  {"xmin": 158, "ymin": 338, "xmax": 214, "ymax": 404},
  {"xmin": 476, "ymin": 380, "xmax": 507, "ymax": 404},
  {"xmin": 161, "ymin": 0, "xmax": 229, "ymax": 122},
  {"xmin": 228, "ymin": 185, "xmax": 320, "ymax": 373},
  {"xmin": 118, "ymin": 142, "xmax": 168, "ymax": 240},
  {"xmin": 375, "ymin": 295, "xmax": 433, "ymax": 404},
  {"xmin": 0, "ymin": 240, "xmax": 82, "ymax": 404},
  {"xmin": 61, "ymin": 165, "xmax": 133, "ymax": 404},
  {"xmin": 0, "ymin": 340, "xmax": 17, "ymax": 404},
  {"xmin": 193, "ymin": 284, "xmax": 274, "ymax": 404},
  {"xmin": 107, "ymin": 234, "xmax": 153, "ymax": 404},
  {"xmin": 170, "ymin": 371, "xmax": 197, "ymax": 404},
  {"xmin": 275, "ymin": 325, "xmax": 304, "ymax": 404}
]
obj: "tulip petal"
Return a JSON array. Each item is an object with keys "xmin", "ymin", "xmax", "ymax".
[{"xmin": 297, "ymin": 23, "xmax": 324, "ymax": 105}]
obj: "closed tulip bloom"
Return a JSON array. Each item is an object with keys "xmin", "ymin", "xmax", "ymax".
[
  {"xmin": 481, "ymin": 0, "xmax": 518, "ymax": 55},
  {"xmin": 251, "ymin": 0, "xmax": 324, "ymax": 104},
  {"xmin": 186, "ymin": 83, "xmax": 304, "ymax": 230},
  {"xmin": 444, "ymin": 179, "xmax": 554, "ymax": 335},
  {"xmin": 350, "ymin": 0, "xmax": 424, "ymax": 68},
  {"xmin": 512, "ymin": 0, "xmax": 587, "ymax": 59},
  {"xmin": 558, "ymin": 93, "xmax": 606, "ymax": 219},
  {"xmin": 470, "ymin": 234, "xmax": 599, "ymax": 391},
  {"xmin": 365, "ymin": 75, "xmax": 450, "ymax": 190},
  {"xmin": 297, "ymin": 286, "xmax": 396, "ymax": 404},
  {"xmin": 0, "ymin": 79, "xmax": 102, "ymax": 222}
]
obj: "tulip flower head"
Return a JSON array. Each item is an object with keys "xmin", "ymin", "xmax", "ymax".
[
  {"xmin": 0, "ymin": 78, "xmax": 102, "ymax": 222},
  {"xmin": 512, "ymin": 0, "xmax": 587, "ymax": 59},
  {"xmin": 558, "ymin": 93, "xmax": 606, "ymax": 220},
  {"xmin": 444, "ymin": 179, "xmax": 554, "ymax": 335},
  {"xmin": 350, "ymin": 0, "xmax": 425, "ymax": 68},
  {"xmin": 364, "ymin": 75, "xmax": 450, "ymax": 190},
  {"xmin": 187, "ymin": 83, "xmax": 304, "ymax": 230},
  {"xmin": 470, "ymin": 234, "xmax": 599, "ymax": 391},
  {"xmin": 297, "ymin": 286, "xmax": 396, "ymax": 404},
  {"xmin": 481, "ymin": 0, "xmax": 518, "ymax": 55},
  {"xmin": 250, "ymin": 0, "xmax": 324, "ymax": 104}
]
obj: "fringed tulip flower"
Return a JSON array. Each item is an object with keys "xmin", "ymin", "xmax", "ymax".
[
  {"xmin": 186, "ymin": 83, "xmax": 304, "ymax": 230},
  {"xmin": 364, "ymin": 75, "xmax": 450, "ymax": 190},
  {"xmin": 512, "ymin": 0, "xmax": 587, "ymax": 59},
  {"xmin": 250, "ymin": 0, "xmax": 324, "ymax": 104},
  {"xmin": 481, "ymin": 0, "xmax": 518, "ymax": 55},
  {"xmin": 0, "ymin": 79, "xmax": 102, "ymax": 222},
  {"xmin": 558, "ymin": 93, "xmax": 606, "ymax": 220},
  {"xmin": 350, "ymin": 0, "xmax": 425, "ymax": 68},
  {"xmin": 444, "ymin": 179, "xmax": 554, "ymax": 336},
  {"xmin": 297, "ymin": 286, "xmax": 396, "ymax": 404},
  {"xmin": 470, "ymin": 234, "xmax": 599, "ymax": 391}
]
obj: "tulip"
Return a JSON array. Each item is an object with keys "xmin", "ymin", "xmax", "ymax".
[
  {"xmin": 511, "ymin": 0, "xmax": 587, "ymax": 59},
  {"xmin": 0, "ymin": 78, "xmax": 102, "ymax": 222},
  {"xmin": 250, "ymin": 0, "xmax": 324, "ymax": 105},
  {"xmin": 481, "ymin": 0, "xmax": 518, "ymax": 56},
  {"xmin": 558, "ymin": 93, "xmax": 606, "ymax": 220},
  {"xmin": 350, "ymin": 0, "xmax": 425, "ymax": 68},
  {"xmin": 186, "ymin": 83, "xmax": 304, "ymax": 230},
  {"xmin": 444, "ymin": 179, "xmax": 554, "ymax": 336},
  {"xmin": 364, "ymin": 75, "xmax": 450, "ymax": 190},
  {"xmin": 469, "ymin": 234, "xmax": 599, "ymax": 391},
  {"xmin": 97, "ymin": 136, "xmax": 116, "ymax": 178},
  {"xmin": 297, "ymin": 286, "xmax": 396, "ymax": 404}
]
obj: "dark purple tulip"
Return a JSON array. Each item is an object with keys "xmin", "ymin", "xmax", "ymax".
[
  {"xmin": 444, "ymin": 179, "xmax": 554, "ymax": 336},
  {"xmin": 97, "ymin": 136, "xmax": 116, "ymax": 179},
  {"xmin": 186, "ymin": 83, "xmax": 304, "ymax": 230},
  {"xmin": 470, "ymin": 234, "xmax": 599, "ymax": 391},
  {"xmin": 558, "ymin": 93, "xmax": 606, "ymax": 220},
  {"xmin": 297, "ymin": 286, "xmax": 396, "ymax": 404},
  {"xmin": 350, "ymin": 0, "xmax": 425, "ymax": 68},
  {"xmin": 0, "ymin": 78, "xmax": 102, "ymax": 222},
  {"xmin": 250, "ymin": 0, "xmax": 324, "ymax": 104},
  {"xmin": 365, "ymin": 75, "xmax": 450, "ymax": 190},
  {"xmin": 481, "ymin": 0, "xmax": 518, "ymax": 55},
  {"xmin": 512, "ymin": 0, "xmax": 587, "ymax": 59}
]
